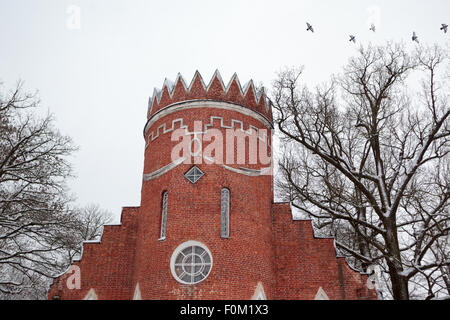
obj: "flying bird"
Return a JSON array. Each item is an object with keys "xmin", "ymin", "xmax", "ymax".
[
  {"xmin": 412, "ymin": 32, "xmax": 419, "ymax": 43},
  {"xmin": 441, "ymin": 24, "xmax": 448, "ymax": 33},
  {"xmin": 349, "ymin": 35, "xmax": 356, "ymax": 43},
  {"xmin": 370, "ymin": 24, "xmax": 376, "ymax": 32},
  {"xmin": 306, "ymin": 22, "xmax": 314, "ymax": 33}
]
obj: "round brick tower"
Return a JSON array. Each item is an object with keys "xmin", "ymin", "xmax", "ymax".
[{"xmin": 133, "ymin": 70, "xmax": 274, "ymax": 299}]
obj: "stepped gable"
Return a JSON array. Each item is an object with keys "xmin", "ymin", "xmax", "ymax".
[
  {"xmin": 47, "ymin": 207, "xmax": 139, "ymax": 300},
  {"xmin": 147, "ymin": 70, "xmax": 272, "ymax": 120},
  {"xmin": 271, "ymin": 202, "xmax": 377, "ymax": 300}
]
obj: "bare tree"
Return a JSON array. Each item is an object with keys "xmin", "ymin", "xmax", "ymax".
[
  {"xmin": 73, "ymin": 203, "xmax": 114, "ymax": 243},
  {"xmin": 0, "ymin": 82, "xmax": 115, "ymax": 299},
  {"xmin": 272, "ymin": 43, "xmax": 449, "ymax": 300},
  {"xmin": 0, "ymin": 82, "xmax": 118, "ymax": 300},
  {"xmin": 0, "ymin": 81, "xmax": 81, "ymax": 298}
]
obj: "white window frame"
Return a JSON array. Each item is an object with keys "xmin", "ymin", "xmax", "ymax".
[
  {"xmin": 170, "ymin": 240, "xmax": 213, "ymax": 285},
  {"xmin": 220, "ymin": 188, "xmax": 230, "ymax": 238},
  {"xmin": 159, "ymin": 191, "xmax": 168, "ymax": 241},
  {"xmin": 184, "ymin": 166, "xmax": 205, "ymax": 184}
]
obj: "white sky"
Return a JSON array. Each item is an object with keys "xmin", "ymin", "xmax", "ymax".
[{"xmin": 0, "ymin": 0, "xmax": 449, "ymax": 222}]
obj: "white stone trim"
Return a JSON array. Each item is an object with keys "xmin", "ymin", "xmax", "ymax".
[
  {"xmin": 145, "ymin": 114, "xmax": 271, "ymax": 150},
  {"xmin": 251, "ymin": 282, "xmax": 267, "ymax": 300},
  {"xmin": 144, "ymin": 100, "xmax": 273, "ymax": 140},
  {"xmin": 314, "ymin": 287, "xmax": 330, "ymax": 300},
  {"xmin": 83, "ymin": 288, "xmax": 98, "ymax": 300},
  {"xmin": 133, "ymin": 283, "xmax": 142, "ymax": 300},
  {"xmin": 143, "ymin": 157, "xmax": 187, "ymax": 181},
  {"xmin": 220, "ymin": 164, "xmax": 272, "ymax": 177}
]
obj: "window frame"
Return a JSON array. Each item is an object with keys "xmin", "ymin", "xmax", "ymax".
[
  {"xmin": 221, "ymin": 188, "xmax": 230, "ymax": 238},
  {"xmin": 169, "ymin": 240, "xmax": 213, "ymax": 285},
  {"xmin": 159, "ymin": 191, "xmax": 168, "ymax": 241},
  {"xmin": 184, "ymin": 166, "xmax": 205, "ymax": 184}
]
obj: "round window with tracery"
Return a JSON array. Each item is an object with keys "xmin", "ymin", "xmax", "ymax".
[{"xmin": 170, "ymin": 241, "xmax": 213, "ymax": 285}]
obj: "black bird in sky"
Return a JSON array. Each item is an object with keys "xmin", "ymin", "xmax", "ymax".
[
  {"xmin": 412, "ymin": 32, "xmax": 419, "ymax": 43},
  {"xmin": 441, "ymin": 24, "xmax": 448, "ymax": 33},
  {"xmin": 306, "ymin": 22, "xmax": 314, "ymax": 33},
  {"xmin": 370, "ymin": 24, "xmax": 376, "ymax": 32},
  {"xmin": 349, "ymin": 35, "xmax": 356, "ymax": 43}
]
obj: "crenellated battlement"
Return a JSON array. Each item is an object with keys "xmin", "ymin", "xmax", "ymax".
[{"xmin": 147, "ymin": 70, "xmax": 272, "ymax": 121}]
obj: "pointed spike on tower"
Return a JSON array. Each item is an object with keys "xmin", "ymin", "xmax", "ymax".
[
  {"xmin": 154, "ymin": 87, "xmax": 162, "ymax": 104},
  {"xmin": 226, "ymin": 73, "xmax": 242, "ymax": 93},
  {"xmin": 147, "ymin": 96, "xmax": 153, "ymax": 118},
  {"xmin": 174, "ymin": 72, "xmax": 188, "ymax": 89},
  {"xmin": 225, "ymin": 73, "xmax": 244, "ymax": 104},
  {"xmin": 256, "ymin": 86, "xmax": 268, "ymax": 114},
  {"xmin": 188, "ymin": 70, "xmax": 207, "ymax": 99},
  {"xmin": 266, "ymin": 97, "xmax": 273, "ymax": 121},
  {"xmin": 171, "ymin": 73, "xmax": 188, "ymax": 103},
  {"xmin": 163, "ymin": 78, "xmax": 175, "ymax": 96},
  {"xmin": 255, "ymin": 83, "xmax": 266, "ymax": 103},
  {"xmin": 206, "ymin": 69, "xmax": 226, "ymax": 99},
  {"xmin": 243, "ymin": 79, "xmax": 257, "ymax": 109},
  {"xmin": 147, "ymin": 88, "xmax": 160, "ymax": 117},
  {"xmin": 146, "ymin": 71, "xmax": 273, "ymax": 121},
  {"xmin": 157, "ymin": 85, "xmax": 172, "ymax": 111},
  {"xmin": 207, "ymin": 70, "xmax": 226, "ymax": 90}
]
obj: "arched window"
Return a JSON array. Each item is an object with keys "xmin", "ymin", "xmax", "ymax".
[
  {"xmin": 159, "ymin": 191, "xmax": 168, "ymax": 240},
  {"xmin": 221, "ymin": 188, "xmax": 230, "ymax": 238}
]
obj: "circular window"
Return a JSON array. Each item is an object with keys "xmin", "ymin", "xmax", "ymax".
[{"xmin": 170, "ymin": 241, "xmax": 213, "ymax": 285}]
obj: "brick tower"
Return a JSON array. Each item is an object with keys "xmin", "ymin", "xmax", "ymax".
[{"xmin": 48, "ymin": 71, "xmax": 377, "ymax": 300}]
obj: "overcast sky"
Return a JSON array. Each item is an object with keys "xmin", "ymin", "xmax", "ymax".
[{"xmin": 0, "ymin": 0, "xmax": 449, "ymax": 222}]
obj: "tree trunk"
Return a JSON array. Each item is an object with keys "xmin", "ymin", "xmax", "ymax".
[
  {"xmin": 386, "ymin": 222, "xmax": 410, "ymax": 300},
  {"xmin": 388, "ymin": 266, "xmax": 410, "ymax": 300}
]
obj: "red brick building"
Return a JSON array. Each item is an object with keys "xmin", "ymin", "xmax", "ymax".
[{"xmin": 48, "ymin": 71, "xmax": 377, "ymax": 300}]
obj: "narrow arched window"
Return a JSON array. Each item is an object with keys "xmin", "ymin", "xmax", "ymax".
[
  {"xmin": 159, "ymin": 191, "xmax": 168, "ymax": 240},
  {"xmin": 221, "ymin": 188, "xmax": 230, "ymax": 238}
]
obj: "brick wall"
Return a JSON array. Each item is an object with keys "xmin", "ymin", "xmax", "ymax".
[
  {"xmin": 47, "ymin": 207, "xmax": 139, "ymax": 300},
  {"xmin": 271, "ymin": 203, "xmax": 377, "ymax": 300}
]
